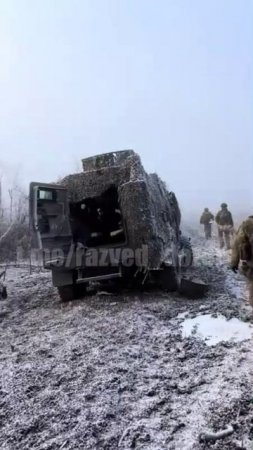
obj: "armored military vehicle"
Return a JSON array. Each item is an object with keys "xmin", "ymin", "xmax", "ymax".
[{"xmin": 29, "ymin": 150, "xmax": 191, "ymax": 301}]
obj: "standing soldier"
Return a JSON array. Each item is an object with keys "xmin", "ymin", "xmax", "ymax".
[
  {"xmin": 215, "ymin": 203, "xmax": 234, "ymax": 249},
  {"xmin": 200, "ymin": 208, "xmax": 214, "ymax": 239},
  {"xmin": 230, "ymin": 215, "xmax": 253, "ymax": 306}
]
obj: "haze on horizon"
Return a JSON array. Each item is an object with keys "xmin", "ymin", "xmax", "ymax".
[{"xmin": 0, "ymin": 0, "xmax": 252, "ymax": 220}]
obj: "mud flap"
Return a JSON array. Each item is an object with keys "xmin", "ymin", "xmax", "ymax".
[{"xmin": 52, "ymin": 270, "xmax": 74, "ymax": 287}]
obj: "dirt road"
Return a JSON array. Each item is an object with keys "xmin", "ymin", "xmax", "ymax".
[{"xmin": 1, "ymin": 235, "xmax": 253, "ymax": 449}]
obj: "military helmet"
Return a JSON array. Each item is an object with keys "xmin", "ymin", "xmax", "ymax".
[
  {"xmin": 204, "ymin": 208, "xmax": 209, "ymax": 212},
  {"xmin": 221, "ymin": 203, "xmax": 227, "ymax": 208}
]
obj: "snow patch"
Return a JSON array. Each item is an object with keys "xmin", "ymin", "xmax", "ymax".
[{"xmin": 181, "ymin": 313, "xmax": 253, "ymax": 346}]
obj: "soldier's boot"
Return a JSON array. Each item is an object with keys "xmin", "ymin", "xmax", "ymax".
[{"xmin": 205, "ymin": 224, "xmax": 212, "ymax": 240}]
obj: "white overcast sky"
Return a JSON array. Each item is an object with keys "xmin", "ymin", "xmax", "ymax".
[{"xmin": 0, "ymin": 0, "xmax": 252, "ymax": 217}]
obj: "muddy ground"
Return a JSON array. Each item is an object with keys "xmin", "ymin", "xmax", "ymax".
[{"xmin": 1, "ymin": 233, "xmax": 253, "ymax": 450}]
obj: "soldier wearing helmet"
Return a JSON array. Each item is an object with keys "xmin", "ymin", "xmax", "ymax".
[
  {"xmin": 200, "ymin": 207, "xmax": 214, "ymax": 239},
  {"xmin": 215, "ymin": 203, "xmax": 234, "ymax": 249}
]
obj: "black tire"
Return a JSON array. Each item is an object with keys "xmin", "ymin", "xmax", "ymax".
[
  {"xmin": 179, "ymin": 236, "xmax": 193, "ymax": 268},
  {"xmin": 58, "ymin": 285, "xmax": 75, "ymax": 302},
  {"xmin": 57, "ymin": 283, "xmax": 87, "ymax": 302},
  {"xmin": 114, "ymin": 264, "xmax": 140, "ymax": 289},
  {"xmin": 158, "ymin": 266, "xmax": 179, "ymax": 292},
  {"xmin": 75, "ymin": 283, "xmax": 87, "ymax": 299}
]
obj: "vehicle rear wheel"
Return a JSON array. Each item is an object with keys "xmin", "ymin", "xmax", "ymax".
[
  {"xmin": 57, "ymin": 283, "xmax": 87, "ymax": 302},
  {"xmin": 58, "ymin": 285, "xmax": 75, "ymax": 302},
  {"xmin": 75, "ymin": 283, "xmax": 87, "ymax": 299}
]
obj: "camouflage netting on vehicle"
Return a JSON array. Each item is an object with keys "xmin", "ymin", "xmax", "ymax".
[{"xmin": 60, "ymin": 150, "xmax": 181, "ymax": 268}]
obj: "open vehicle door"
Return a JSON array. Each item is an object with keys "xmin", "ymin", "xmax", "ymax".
[{"xmin": 29, "ymin": 182, "xmax": 73, "ymax": 268}]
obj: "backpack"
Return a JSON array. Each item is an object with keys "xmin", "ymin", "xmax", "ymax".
[
  {"xmin": 200, "ymin": 212, "xmax": 212, "ymax": 225},
  {"xmin": 219, "ymin": 210, "xmax": 230, "ymax": 222}
]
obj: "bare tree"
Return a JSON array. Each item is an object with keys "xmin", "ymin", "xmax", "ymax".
[
  {"xmin": 0, "ymin": 177, "xmax": 29, "ymax": 262},
  {"xmin": 8, "ymin": 188, "xmax": 13, "ymax": 223},
  {"xmin": 0, "ymin": 223, "xmax": 15, "ymax": 245}
]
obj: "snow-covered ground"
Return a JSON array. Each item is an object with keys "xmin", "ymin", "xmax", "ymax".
[{"xmin": 1, "ymin": 234, "xmax": 253, "ymax": 450}]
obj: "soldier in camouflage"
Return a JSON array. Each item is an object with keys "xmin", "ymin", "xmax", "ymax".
[
  {"xmin": 215, "ymin": 203, "xmax": 234, "ymax": 249},
  {"xmin": 200, "ymin": 208, "xmax": 214, "ymax": 239},
  {"xmin": 230, "ymin": 215, "xmax": 253, "ymax": 306}
]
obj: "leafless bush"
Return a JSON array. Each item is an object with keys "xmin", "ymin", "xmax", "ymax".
[{"xmin": 0, "ymin": 183, "xmax": 30, "ymax": 262}]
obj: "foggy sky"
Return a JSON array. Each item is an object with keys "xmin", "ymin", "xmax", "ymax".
[{"xmin": 0, "ymin": 0, "xmax": 252, "ymax": 218}]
